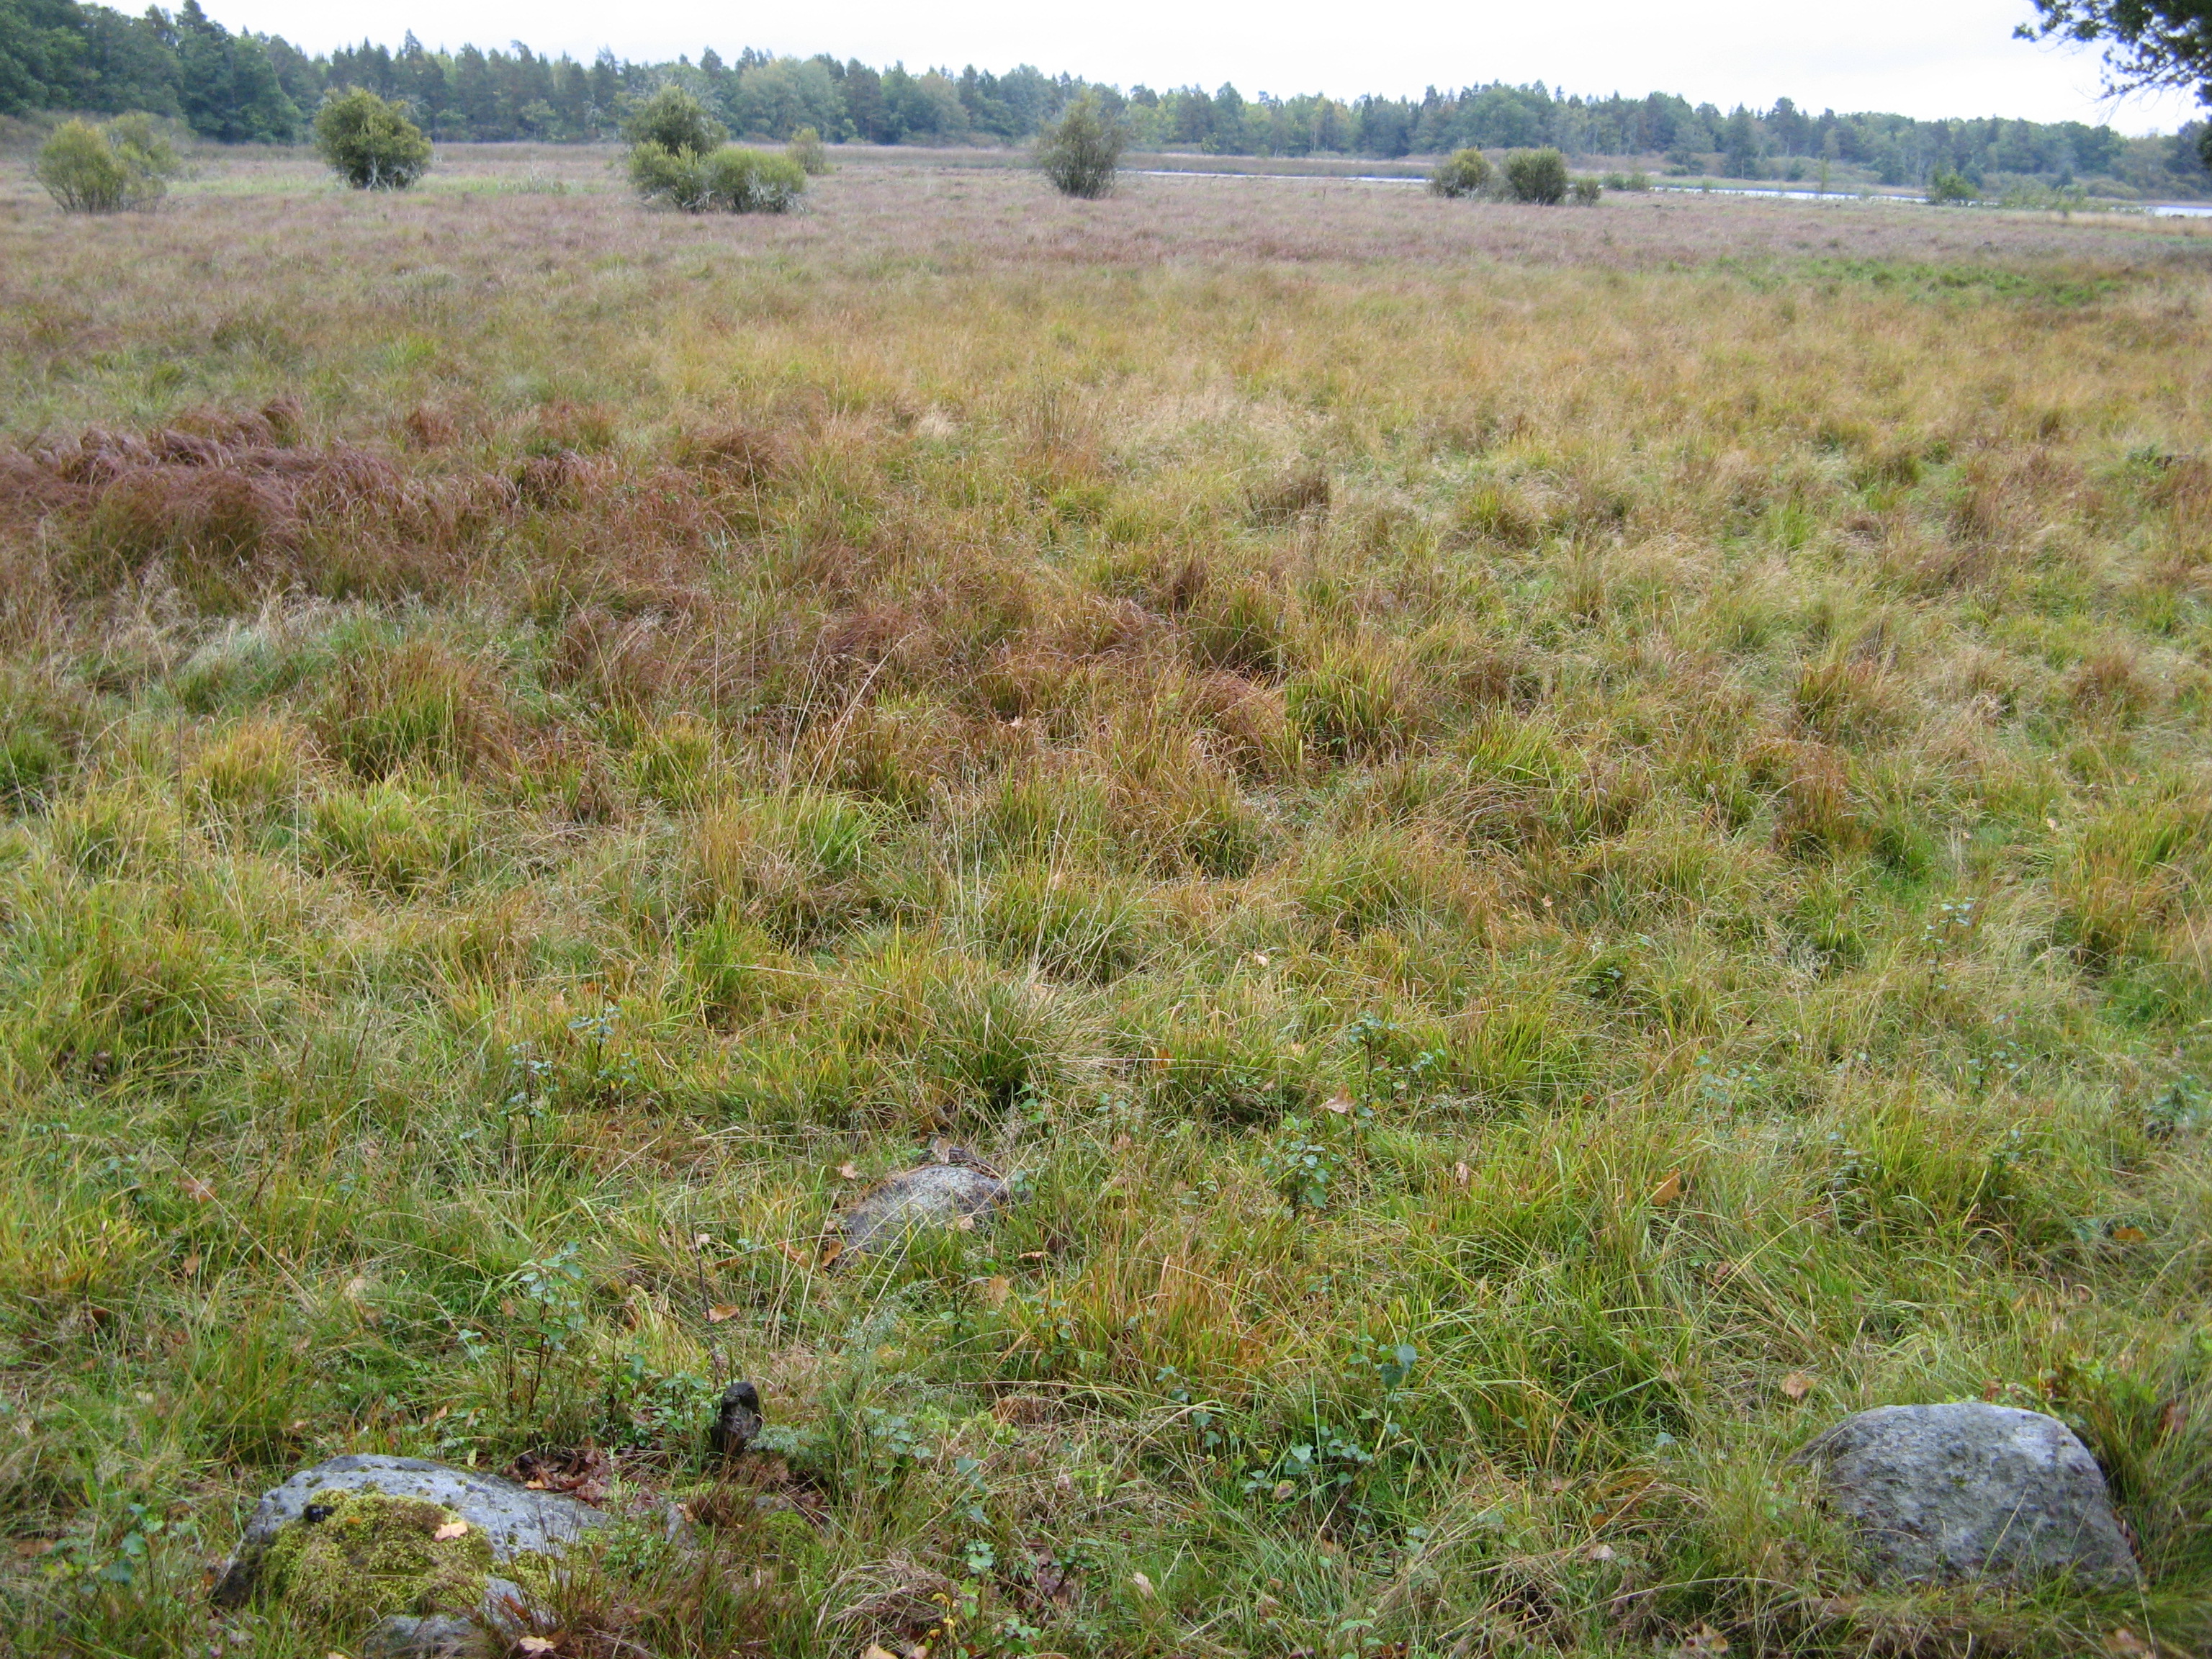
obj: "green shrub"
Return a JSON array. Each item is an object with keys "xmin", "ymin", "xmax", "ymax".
[
  {"xmin": 1928, "ymin": 168, "xmax": 1977, "ymax": 204},
  {"xmin": 313, "ymin": 88, "xmax": 431, "ymax": 190},
  {"xmin": 1601, "ymin": 168, "xmax": 1652, "ymax": 191},
  {"xmin": 787, "ymin": 125, "xmax": 830, "ymax": 176},
  {"xmin": 1503, "ymin": 148, "xmax": 1570, "ymax": 205},
  {"xmin": 628, "ymin": 141, "xmax": 711, "ymax": 211},
  {"xmin": 621, "ymin": 84, "xmax": 724, "ymax": 155},
  {"xmin": 1428, "ymin": 147, "xmax": 1493, "ymax": 198},
  {"xmin": 34, "ymin": 115, "xmax": 176, "ymax": 212},
  {"xmin": 1570, "ymin": 175, "xmax": 1603, "ymax": 205},
  {"xmin": 1037, "ymin": 91, "xmax": 1123, "ymax": 199},
  {"xmin": 632, "ymin": 142, "xmax": 805, "ymax": 214},
  {"xmin": 701, "ymin": 145, "xmax": 806, "ymax": 212}
]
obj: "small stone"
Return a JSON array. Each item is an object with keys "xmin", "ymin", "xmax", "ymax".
[
  {"xmin": 1795, "ymin": 1403, "xmax": 2139, "ymax": 1587},
  {"xmin": 361, "ymin": 1614, "xmax": 486, "ymax": 1659},
  {"xmin": 835, "ymin": 1160, "xmax": 1006, "ymax": 1258}
]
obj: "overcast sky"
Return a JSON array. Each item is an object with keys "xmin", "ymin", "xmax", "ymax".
[{"xmin": 212, "ymin": 0, "xmax": 2203, "ymax": 132}]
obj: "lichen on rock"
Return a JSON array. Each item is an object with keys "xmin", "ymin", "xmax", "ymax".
[{"xmin": 258, "ymin": 1488, "xmax": 494, "ymax": 1621}]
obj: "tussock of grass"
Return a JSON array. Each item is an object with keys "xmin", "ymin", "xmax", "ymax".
[{"xmin": 0, "ymin": 152, "xmax": 2208, "ymax": 1656}]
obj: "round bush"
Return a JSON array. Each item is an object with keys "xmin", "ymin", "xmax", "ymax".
[
  {"xmin": 1503, "ymin": 148, "xmax": 1570, "ymax": 205},
  {"xmin": 622, "ymin": 85, "xmax": 725, "ymax": 156},
  {"xmin": 314, "ymin": 89, "xmax": 431, "ymax": 190},
  {"xmin": 35, "ymin": 116, "xmax": 176, "ymax": 212},
  {"xmin": 1037, "ymin": 92, "xmax": 1123, "ymax": 199},
  {"xmin": 1928, "ymin": 168, "xmax": 1977, "ymax": 204},
  {"xmin": 1429, "ymin": 147, "xmax": 1493, "ymax": 198}
]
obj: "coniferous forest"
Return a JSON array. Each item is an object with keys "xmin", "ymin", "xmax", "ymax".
[{"xmin": 2, "ymin": 0, "xmax": 2209, "ymax": 194}]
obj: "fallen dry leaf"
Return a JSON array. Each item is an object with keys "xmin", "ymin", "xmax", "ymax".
[
  {"xmin": 2105, "ymin": 1631, "xmax": 2153, "ymax": 1658},
  {"xmin": 707, "ymin": 1304, "xmax": 739, "ymax": 1323},
  {"xmin": 1648, "ymin": 1171, "xmax": 1685, "ymax": 1206},
  {"xmin": 837, "ymin": 1162, "xmax": 860, "ymax": 1180},
  {"xmin": 776, "ymin": 1241, "xmax": 814, "ymax": 1267},
  {"xmin": 1585, "ymin": 1542, "xmax": 1617, "ymax": 1562},
  {"xmin": 817, "ymin": 1238, "xmax": 845, "ymax": 1267},
  {"xmin": 1781, "ymin": 1372, "xmax": 1815, "ymax": 1401},
  {"xmin": 953, "ymin": 1214, "xmax": 976, "ymax": 1232},
  {"xmin": 1451, "ymin": 1161, "xmax": 1472, "ymax": 1188},
  {"xmin": 1129, "ymin": 1570, "xmax": 1155, "ymax": 1598},
  {"xmin": 181, "ymin": 1176, "xmax": 215, "ymax": 1202},
  {"xmin": 515, "ymin": 1640, "xmax": 557, "ymax": 1657},
  {"xmin": 860, "ymin": 1647, "xmax": 898, "ymax": 1659},
  {"xmin": 2161, "ymin": 1400, "xmax": 2189, "ymax": 1437},
  {"xmin": 179, "ymin": 1252, "xmax": 201, "ymax": 1274},
  {"xmin": 2112, "ymin": 1226, "xmax": 2148, "ymax": 1243},
  {"xmin": 1322, "ymin": 1089, "xmax": 1354, "ymax": 1115},
  {"xmin": 431, "ymin": 1519, "xmax": 468, "ymax": 1541},
  {"xmin": 980, "ymin": 1275, "xmax": 1011, "ymax": 1308},
  {"xmin": 1680, "ymin": 1624, "xmax": 1730, "ymax": 1656}
]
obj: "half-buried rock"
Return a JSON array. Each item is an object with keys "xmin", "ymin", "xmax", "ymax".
[
  {"xmin": 212, "ymin": 1453, "xmax": 609, "ymax": 1654},
  {"xmin": 1795, "ymin": 1403, "xmax": 2139, "ymax": 1587},
  {"xmin": 833, "ymin": 1152, "xmax": 1006, "ymax": 1259}
]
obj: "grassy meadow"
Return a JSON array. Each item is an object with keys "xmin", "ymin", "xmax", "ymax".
[{"xmin": 3, "ymin": 145, "xmax": 2212, "ymax": 1657}]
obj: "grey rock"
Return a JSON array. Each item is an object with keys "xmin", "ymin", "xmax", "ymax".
[
  {"xmin": 212, "ymin": 1453, "xmax": 608, "ymax": 1608},
  {"xmin": 362, "ymin": 1614, "xmax": 487, "ymax": 1659},
  {"xmin": 835, "ymin": 1161, "xmax": 1006, "ymax": 1257},
  {"xmin": 1796, "ymin": 1403, "xmax": 2139, "ymax": 1587}
]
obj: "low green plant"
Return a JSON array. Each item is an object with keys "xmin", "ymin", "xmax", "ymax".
[
  {"xmin": 33, "ymin": 114, "xmax": 177, "ymax": 212},
  {"xmin": 1503, "ymin": 147, "xmax": 1570, "ymax": 204},
  {"xmin": 1570, "ymin": 174, "xmax": 1603, "ymax": 205},
  {"xmin": 786, "ymin": 124, "xmax": 830, "ymax": 176},
  {"xmin": 1601, "ymin": 168, "xmax": 1652, "ymax": 190},
  {"xmin": 1036, "ymin": 91, "xmax": 1123, "ymax": 199},
  {"xmin": 1929, "ymin": 167, "xmax": 1979, "ymax": 204},
  {"xmin": 313, "ymin": 88, "xmax": 431, "ymax": 190},
  {"xmin": 701, "ymin": 145, "xmax": 806, "ymax": 212},
  {"xmin": 1428, "ymin": 147, "xmax": 1493, "ymax": 198}
]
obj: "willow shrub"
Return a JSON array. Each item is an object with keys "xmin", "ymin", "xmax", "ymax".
[
  {"xmin": 34, "ymin": 114, "xmax": 178, "ymax": 212},
  {"xmin": 1428, "ymin": 147, "xmax": 1493, "ymax": 199},
  {"xmin": 631, "ymin": 143, "xmax": 805, "ymax": 214}
]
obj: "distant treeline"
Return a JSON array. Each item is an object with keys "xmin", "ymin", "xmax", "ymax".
[{"xmin": 5, "ymin": 0, "xmax": 2209, "ymax": 192}]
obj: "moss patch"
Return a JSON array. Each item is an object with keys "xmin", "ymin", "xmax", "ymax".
[{"xmin": 258, "ymin": 1488, "xmax": 494, "ymax": 1620}]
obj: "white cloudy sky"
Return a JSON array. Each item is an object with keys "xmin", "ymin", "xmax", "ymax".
[{"xmin": 214, "ymin": 0, "xmax": 2203, "ymax": 131}]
